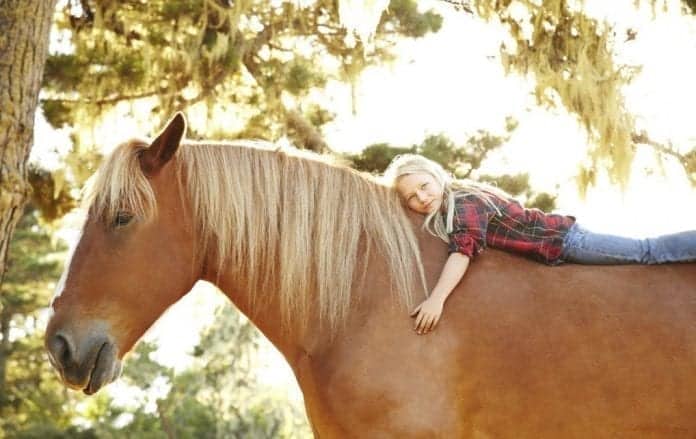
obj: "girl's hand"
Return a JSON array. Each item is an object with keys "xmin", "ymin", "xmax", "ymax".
[{"xmin": 410, "ymin": 296, "xmax": 444, "ymax": 335}]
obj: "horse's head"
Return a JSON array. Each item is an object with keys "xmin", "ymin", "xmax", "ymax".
[{"xmin": 45, "ymin": 113, "xmax": 201, "ymax": 394}]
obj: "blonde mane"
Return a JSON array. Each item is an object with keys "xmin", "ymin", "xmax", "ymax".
[{"xmin": 87, "ymin": 139, "xmax": 426, "ymax": 334}]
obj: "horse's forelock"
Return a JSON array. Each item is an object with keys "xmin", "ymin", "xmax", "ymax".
[{"xmin": 85, "ymin": 139, "xmax": 157, "ymax": 225}]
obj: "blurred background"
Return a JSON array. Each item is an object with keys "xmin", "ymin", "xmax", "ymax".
[{"xmin": 2, "ymin": 0, "xmax": 696, "ymax": 437}]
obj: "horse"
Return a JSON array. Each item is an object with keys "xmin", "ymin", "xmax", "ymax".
[{"xmin": 46, "ymin": 113, "xmax": 696, "ymax": 438}]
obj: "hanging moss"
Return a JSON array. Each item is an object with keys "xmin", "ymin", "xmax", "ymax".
[
  {"xmin": 338, "ymin": 0, "xmax": 693, "ymax": 187},
  {"xmin": 685, "ymin": 0, "xmax": 696, "ymax": 14},
  {"xmin": 471, "ymin": 0, "xmax": 640, "ymax": 189}
]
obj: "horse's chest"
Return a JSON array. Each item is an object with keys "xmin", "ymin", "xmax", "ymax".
[{"xmin": 296, "ymin": 335, "xmax": 468, "ymax": 438}]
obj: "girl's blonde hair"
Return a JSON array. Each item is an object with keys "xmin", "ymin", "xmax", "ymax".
[{"xmin": 383, "ymin": 154, "xmax": 504, "ymax": 242}]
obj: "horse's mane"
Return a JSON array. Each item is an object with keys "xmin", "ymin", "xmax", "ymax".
[{"xmin": 87, "ymin": 139, "xmax": 426, "ymax": 334}]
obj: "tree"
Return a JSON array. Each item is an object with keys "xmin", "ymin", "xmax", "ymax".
[
  {"xmin": 76, "ymin": 307, "xmax": 312, "ymax": 438},
  {"xmin": 41, "ymin": 0, "xmax": 442, "ymax": 157},
  {"xmin": 341, "ymin": 0, "xmax": 696, "ymax": 188},
  {"xmin": 0, "ymin": 0, "xmax": 58, "ymax": 294},
  {"xmin": 0, "ymin": 205, "xmax": 86, "ymax": 438},
  {"xmin": 347, "ymin": 117, "xmax": 558, "ymax": 211}
]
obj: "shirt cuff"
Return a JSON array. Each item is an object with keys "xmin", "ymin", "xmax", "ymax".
[{"xmin": 448, "ymin": 234, "xmax": 480, "ymax": 258}]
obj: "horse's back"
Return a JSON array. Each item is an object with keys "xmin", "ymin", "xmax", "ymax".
[
  {"xmin": 445, "ymin": 251, "xmax": 696, "ymax": 437},
  {"xmin": 307, "ymin": 248, "xmax": 696, "ymax": 438}
]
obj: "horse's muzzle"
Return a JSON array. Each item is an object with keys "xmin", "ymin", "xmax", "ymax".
[{"xmin": 45, "ymin": 328, "xmax": 122, "ymax": 395}]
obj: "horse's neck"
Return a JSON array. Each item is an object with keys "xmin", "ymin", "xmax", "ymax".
[
  {"xmin": 202, "ymin": 215, "xmax": 447, "ymax": 365},
  {"xmin": 203, "ymin": 268, "xmax": 312, "ymax": 360}
]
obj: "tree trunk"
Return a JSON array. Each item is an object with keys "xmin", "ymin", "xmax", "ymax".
[
  {"xmin": 156, "ymin": 400, "xmax": 177, "ymax": 439},
  {"xmin": 0, "ymin": 0, "xmax": 56, "ymax": 288},
  {"xmin": 0, "ymin": 307, "xmax": 10, "ymax": 405}
]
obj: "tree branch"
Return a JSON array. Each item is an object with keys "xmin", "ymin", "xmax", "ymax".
[
  {"xmin": 0, "ymin": 307, "xmax": 12, "ymax": 408},
  {"xmin": 632, "ymin": 131, "xmax": 680, "ymax": 159},
  {"xmin": 438, "ymin": 0, "xmax": 474, "ymax": 14},
  {"xmin": 156, "ymin": 399, "xmax": 177, "ymax": 439},
  {"xmin": 45, "ymin": 90, "xmax": 160, "ymax": 105},
  {"xmin": 632, "ymin": 130, "xmax": 696, "ymax": 185},
  {"xmin": 285, "ymin": 109, "xmax": 333, "ymax": 154}
]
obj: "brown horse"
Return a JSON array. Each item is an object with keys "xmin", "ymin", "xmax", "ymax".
[{"xmin": 46, "ymin": 113, "xmax": 696, "ymax": 438}]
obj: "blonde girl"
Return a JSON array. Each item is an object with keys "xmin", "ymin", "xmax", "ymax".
[{"xmin": 384, "ymin": 154, "xmax": 696, "ymax": 335}]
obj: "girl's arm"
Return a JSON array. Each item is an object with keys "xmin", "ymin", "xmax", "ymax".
[{"xmin": 410, "ymin": 252, "xmax": 470, "ymax": 334}]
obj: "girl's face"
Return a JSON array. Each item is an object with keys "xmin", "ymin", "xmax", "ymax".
[{"xmin": 395, "ymin": 172, "xmax": 444, "ymax": 215}]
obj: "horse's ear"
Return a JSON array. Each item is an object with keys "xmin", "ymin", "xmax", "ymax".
[{"xmin": 140, "ymin": 112, "xmax": 187, "ymax": 176}]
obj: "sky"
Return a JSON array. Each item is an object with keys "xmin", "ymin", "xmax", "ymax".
[
  {"xmin": 32, "ymin": 0, "xmax": 696, "ymax": 414},
  {"xmin": 321, "ymin": 0, "xmax": 696, "ymax": 236}
]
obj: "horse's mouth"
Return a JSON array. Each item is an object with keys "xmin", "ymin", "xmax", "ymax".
[
  {"xmin": 46, "ymin": 324, "xmax": 123, "ymax": 395},
  {"xmin": 83, "ymin": 342, "xmax": 122, "ymax": 395}
]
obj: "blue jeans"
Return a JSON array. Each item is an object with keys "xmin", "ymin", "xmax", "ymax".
[{"xmin": 561, "ymin": 223, "xmax": 696, "ymax": 264}]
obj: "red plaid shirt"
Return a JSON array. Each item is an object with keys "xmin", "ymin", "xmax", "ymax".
[{"xmin": 448, "ymin": 192, "xmax": 575, "ymax": 265}]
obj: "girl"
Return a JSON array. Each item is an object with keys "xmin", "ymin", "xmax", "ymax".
[{"xmin": 383, "ymin": 154, "xmax": 696, "ymax": 335}]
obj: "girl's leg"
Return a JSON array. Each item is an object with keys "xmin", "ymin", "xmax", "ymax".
[{"xmin": 561, "ymin": 223, "xmax": 696, "ymax": 264}]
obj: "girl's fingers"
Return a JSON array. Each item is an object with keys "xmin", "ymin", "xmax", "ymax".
[
  {"xmin": 424, "ymin": 316, "xmax": 435, "ymax": 332},
  {"xmin": 411, "ymin": 307, "xmax": 443, "ymax": 334},
  {"xmin": 414, "ymin": 312, "xmax": 425, "ymax": 330},
  {"xmin": 418, "ymin": 313, "xmax": 431, "ymax": 333},
  {"xmin": 427, "ymin": 315, "xmax": 437, "ymax": 332},
  {"xmin": 420, "ymin": 317, "xmax": 430, "ymax": 334},
  {"xmin": 431, "ymin": 312, "xmax": 442, "ymax": 330},
  {"xmin": 420, "ymin": 315, "xmax": 433, "ymax": 334}
]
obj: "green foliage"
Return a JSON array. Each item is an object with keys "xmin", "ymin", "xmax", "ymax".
[
  {"xmin": 347, "ymin": 120, "xmax": 557, "ymax": 211},
  {"xmin": 40, "ymin": 99, "xmax": 74, "ymax": 129},
  {"xmin": 527, "ymin": 192, "xmax": 557, "ymax": 213},
  {"xmin": 419, "ymin": 132, "xmax": 496, "ymax": 178},
  {"xmin": 1, "ymin": 208, "xmax": 64, "ymax": 313},
  {"xmin": 348, "ymin": 119, "xmax": 505, "ymax": 175},
  {"xmin": 284, "ymin": 58, "xmax": 327, "ymax": 96},
  {"xmin": 62, "ymin": 139, "xmax": 103, "ymax": 190},
  {"xmin": 347, "ymin": 142, "xmax": 413, "ymax": 173},
  {"xmin": 27, "ymin": 166, "xmax": 77, "ymax": 223},
  {"xmin": 306, "ymin": 104, "xmax": 336, "ymax": 128},
  {"xmin": 13, "ymin": 424, "xmax": 98, "ymax": 439},
  {"xmin": 384, "ymin": 0, "xmax": 444, "ymax": 37},
  {"xmin": 479, "ymin": 173, "xmax": 530, "ymax": 197},
  {"xmin": 79, "ymin": 391, "xmax": 172, "ymax": 439},
  {"xmin": 185, "ymin": 303, "xmax": 311, "ymax": 438},
  {"xmin": 43, "ymin": 54, "xmax": 88, "ymax": 90},
  {"xmin": 479, "ymin": 173, "xmax": 557, "ymax": 212},
  {"xmin": 42, "ymin": 0, "xmax": 442, "ymax": 152},
  {"xmin": 0, "ymin": 208, "xmax": 83, "ymax": 437},
  {"xmin": 66, "ymin": 306, "xmax": 311, "ymax": 438},
  {"xmin": 119, "ymin": 342, "xmax": 173, "ymax": 391},
  {"xmin": 685, "ymin": 0, "xmax": 696, "ymax": 14}
]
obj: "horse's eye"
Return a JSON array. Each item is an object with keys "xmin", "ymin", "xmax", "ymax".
[{"xmin": 114, "ymin": 211, "xmax": 134, "ymax": 228}]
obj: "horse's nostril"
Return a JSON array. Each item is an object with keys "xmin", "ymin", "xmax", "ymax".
[{"xmin": 47, "ymin": 333, "xmax": 72, "ymax": 369}]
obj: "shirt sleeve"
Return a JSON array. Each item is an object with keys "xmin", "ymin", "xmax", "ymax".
[{"xmin": 447, "ymin": 195, "xmax": 491, "ymax": 259}]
